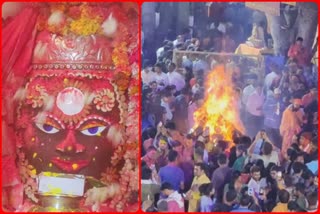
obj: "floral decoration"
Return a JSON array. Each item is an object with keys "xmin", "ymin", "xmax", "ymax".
[
  {"xmin": 26, "ymin": 85, "xmax": 48, "ymax": 108},
  {"xmin": 93, "ymin": 89, "xmax": 115, "ymax": 112},
  {"xmin": 100, "ymin": 167, "xmax": 119, "ymax": 185},
  {"xmin": 36, "ymin": 3, "xmax": 128, "ymax": 37}
]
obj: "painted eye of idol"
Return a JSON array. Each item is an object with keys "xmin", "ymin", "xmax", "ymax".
[
  {"xmin": 80, "ymin": 126, "xmax": 107, "ymax": 136},
  {"xmin": 78, "ymin": 119, "xmax": 109, "ymax": 136},
  {"xmin": 35, "ymin": 123, "xmax": 60, "ymax": 134}
]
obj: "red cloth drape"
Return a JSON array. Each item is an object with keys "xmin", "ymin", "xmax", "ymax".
[{"xmin": 2, "ymin": 6, "xmax": 39, "ymax": 210}]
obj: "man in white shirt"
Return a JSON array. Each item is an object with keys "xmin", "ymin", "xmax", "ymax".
[
  {"xmin": 154, "ymin": 63, "xmax": 169, "ymax": 89},
  {"xmin": 242, "ymin": 76, "xmax": 257, "ymax": 106},
  {"xmin": 245, "ymin": 83, "xmax": 265, "ymax": 138},
  {"xmin": 160, "ymin": 90, "xmax": 174, "ymax": 122},
  {"xmin": 264, "ymin": 64, "xmax": 280, "ymax": 93},
  {"xmin": 167, "ymin": 62, "xmax": 185, "ymax": 92},
  {"xmin": 173, "ymin": 35, "xmax": 184, "ymax": 48},
  {"xmin": 156, "ymin": 40, "xmax": 169, "ymax": 60},
  {"xmin": 247, "ymin": 165, "xmax": 263, "ymax": 197},
  {"xmin": 142, "ymin": 60, "xmax": 156, "ymax": 85}
]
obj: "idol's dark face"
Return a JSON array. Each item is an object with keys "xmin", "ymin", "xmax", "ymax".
[
  {"xmin": 16, "ymin": 74, "xmax": 122, "ymax": 179},
  {"xmin": 23, "ymin": 114, "xmax": 114, "ymax": 178}
]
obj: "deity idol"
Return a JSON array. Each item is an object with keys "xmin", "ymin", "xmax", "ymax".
[{"xmin": 2, "ymin": 2, "xmax": 139, "ymax": 212}]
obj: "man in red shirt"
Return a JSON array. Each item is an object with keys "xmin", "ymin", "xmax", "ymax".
[{"xmin": 288, "ymin": 37, "xmax": 310, "ymax": 67}]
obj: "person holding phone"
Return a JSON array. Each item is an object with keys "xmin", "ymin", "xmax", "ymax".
[{"xmin": 248, "ymin": 139, "xmax": 280, "ymax": 168}]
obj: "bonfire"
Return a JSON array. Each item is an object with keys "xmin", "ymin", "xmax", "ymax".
[{"xmin": 192, "ymin": 65, "xmax": 245, "ymax": 150}]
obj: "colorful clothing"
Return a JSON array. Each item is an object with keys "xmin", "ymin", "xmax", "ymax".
[
  {"xmin": 188, "ymin": 174, "xmax": 211, "ymax": 212},
  {"xmin": 280, "ymin": 105, "xmax": 304, "ymax": 155}
]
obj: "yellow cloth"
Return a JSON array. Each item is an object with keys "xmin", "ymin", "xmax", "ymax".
[
  {"xmin": 272, "ymin": 203, "xmax": 289, "ymax": 212},
  {"xmin": 235, "ymin": 44, "xmax": 261, "ymax": 56},
  {"xmin": 188, "ymin": 174, "xmax": 210, "ymax": 212}
]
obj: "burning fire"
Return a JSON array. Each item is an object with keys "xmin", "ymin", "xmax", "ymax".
[{"xmin": 193, "ymin": 65, "xmax": 245, "ymax": 146}]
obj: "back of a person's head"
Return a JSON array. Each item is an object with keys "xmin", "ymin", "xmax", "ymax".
[
  {"xmin": 287, "ymin": 148, "xmax": 298, "ymax": 161},
  {"xmin": 198, "ymin": 183, "xmax": 211, "ymax": 196},
  {"xmin": 306, "ymin": 191, "xmax": 318, "ymax": 207},
  {"xmin": 302, "ymin": 169, "xmax": 314, "ymax": 180},
  {"xmin": 243, "ymin": 162, "xmax": 254, "ymax": 173},
  {"xmin": 160, "ymin": 182, "xmax": 173, "ymax": 191},
  {"xmin": 146, "ymin": 127, "xmax": 157, "ymax": 139},
  {"xmin": 283, "ymin": 174, "xmax": 293, "ymax": 187},
  {"xmin": 240, "ymin": 194, "xmax": 252, "ymax": 207},
  {"xmin": 262, "ymin": 142, "xmax": 273, "ymax": 155},
  {"xmin": 168, "ymin": 150, "xmax": 178, "ymax": 162},
  {"xmin": 157, "ymin": 199, "xmax": 168, "ymax": 212},
  {"xmin": 217, "ymin": 153, "xmax": 227, "ymax": 165},
  {"xmin": 250, "ymin": 165, "xmax": 260, "ymax": 174},
  {"xmin": 236, "ymin": 144, "xmax": 246, "ymax": 154},
  {"xmin": 292, "ymin": 162, "xmax": 304, "ymax": 174},
  {"xmin": 217, "ymin": 140, "xmax": 228, "ymax": 151},
  {"xmin": 278, "ymin": 189, "xmax": 290, "ymax": 203},
  {"xmin": 226, "ymin": 189, "xmax": 238, "ymax": 203},
  {"xmin": 161, "ymin": 89, "xmax": 172, "ymax": 98},
  {"xmin": 164, "ymin": 121, "xmax": 176, "ymax": 130},
  {"xmin": 142, "ymin": 166, "xmax": 152, "ymax": 180},
  {"xmin": 239, "ymin": 136, "xmax": 252, "ymax": 148},
  {"xmin": 255, "ymin": 159, "xmax": 265, "ymax": 171}
]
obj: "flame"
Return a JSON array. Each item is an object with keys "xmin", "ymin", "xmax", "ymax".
[{"xmin": 193, "ymin": 65, "xmax": 245, "ymax": 148}]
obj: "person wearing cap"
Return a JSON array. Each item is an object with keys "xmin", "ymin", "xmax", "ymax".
[
  {"xmin": 160, "ymin": 182, "xmax": 185, "ymax": 212},
  {"xmin": 280, "ymin": 98, "xmax": 305, "ymax": 155},
  {"xmin": 263, "ymin": 88, "xmax": 284, "ymax": 149}
]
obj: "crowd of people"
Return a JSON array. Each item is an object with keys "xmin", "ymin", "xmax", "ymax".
[{"xmin": 141, "ymin": 19, "xmax": 318, "ymax": 212}]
